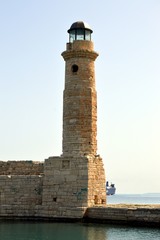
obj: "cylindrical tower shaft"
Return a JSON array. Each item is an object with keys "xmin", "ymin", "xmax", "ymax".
[{"xmin": 62, "ymin": 39, "xmax": 98, "ymax": 157}]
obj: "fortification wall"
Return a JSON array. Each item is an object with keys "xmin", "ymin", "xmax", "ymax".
[
  {"xmin": 0, "ymin": 161, "xmax": 44, "ymax": 217},
  {"xmin": 0, "ymin": 158, "xmax": 106, "ymax": 219},
  {"xmin": 0, "ymin": 175, "xmax": 43, "ymax": 217}
]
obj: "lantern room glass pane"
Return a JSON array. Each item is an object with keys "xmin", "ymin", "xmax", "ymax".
[
  {"xmin": 76, "ymin": 29, "xmax": 85, "ymax": 40},
  {"xmin": 85, "ymin": 30, "xmax": 91, "ymax": 41},
  {"xmin": 69, "ymin": 30, "xmax": 76, "ymax": 43}
]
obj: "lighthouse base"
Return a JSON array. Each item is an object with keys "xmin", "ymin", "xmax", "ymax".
[{"xmin": 41, "ymin": 155, "xmax": 106, "ymax": 218}]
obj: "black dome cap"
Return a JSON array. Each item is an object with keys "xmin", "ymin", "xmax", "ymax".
[{"xmin": 68, "ymin": 21, "xmax": 93, "ymax": 33}]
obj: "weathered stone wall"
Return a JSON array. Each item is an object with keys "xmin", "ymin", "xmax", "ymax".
[
  {"xmin": 0, "ymin": 175, "xmax": 43, "ymax": 217},
  {"xmin": 0, "ymin": 155, "xmax": 106, "ymax": 219},
  {"xmin": 41, "ymin": 156, "xmax": 91, "ymax": 218},
  {"xmin": 0, "ymin": 161, "xmax": 44, "ymax": 175},
  {"xmin": 0, "ymin": 161, "xmax": 44, "ymax": 217}
]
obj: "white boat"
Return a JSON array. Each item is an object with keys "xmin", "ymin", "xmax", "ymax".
[{"xmin": 106, "ymin": 181, "xmax": 116, "ymax": 195}]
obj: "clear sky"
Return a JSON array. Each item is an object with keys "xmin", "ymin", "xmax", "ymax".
[{"xmin": 0, "ymin": 0, "xmax": 160, "ymax": 194}]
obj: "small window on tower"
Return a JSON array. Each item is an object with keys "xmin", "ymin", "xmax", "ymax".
[{"xmin": 71, "ymin": 64, "xmax": 78, "ymax": 73}]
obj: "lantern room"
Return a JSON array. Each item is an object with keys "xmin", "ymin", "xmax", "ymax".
[{"xmin": 68, "ymin": 21, "xmax": 93, "ymax": 43}]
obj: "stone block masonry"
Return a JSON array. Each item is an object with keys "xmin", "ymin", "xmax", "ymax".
[
  {"xmin": 0, "ymin": 156, "xmax": 106, "ymax": 219},
  {"xmin": 0, "ymin": 175, "xmax": 43, "ymax": 217},
  {"xmin": 41, "ymin": 155, "xmax": 106, "ymax": 218},
  {"xmin": 0, "ymin": 161, "xmax": 44, "ymax": 217}
]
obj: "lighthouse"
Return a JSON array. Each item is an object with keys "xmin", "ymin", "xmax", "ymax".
[
  {"xmin": 62, "ymin": 21, "xmax": 98, "ymax": 157},
  {"xmin": 42, "ymin": 21, "xmax": 106, "ymax": 218}
]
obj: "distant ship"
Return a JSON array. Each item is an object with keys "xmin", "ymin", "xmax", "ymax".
[{"xmin": 106, "ymin": 181, "xmax": 116, "ymax": 195}]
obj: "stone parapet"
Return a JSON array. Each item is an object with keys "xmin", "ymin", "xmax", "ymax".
[{"xmin": 0, "ymin": 161, "xmax": 44, "ymax": 175}]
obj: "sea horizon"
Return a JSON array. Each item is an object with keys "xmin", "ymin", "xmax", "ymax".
[{"xmin": 107, "ymin": 193, "xmax": 160, "ymax": 205}]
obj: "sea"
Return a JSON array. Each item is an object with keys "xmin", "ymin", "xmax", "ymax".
[{"xmin": 0, "ymin": 194, "xmax": 160, "ymax": 240}]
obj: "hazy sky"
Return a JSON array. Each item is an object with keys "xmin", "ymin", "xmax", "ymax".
[{"xmin": 0, "ymin": 0, "xmax": 160, "ymax": 194}]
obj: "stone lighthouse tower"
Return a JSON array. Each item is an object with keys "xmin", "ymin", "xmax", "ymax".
[
  {"xmin": 42, "ymin": 21, "xmax": 106, "ymax": 219},
  {"xmin": 62, "ymin": 21, "xmax": 98, "ymax": 157}
]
